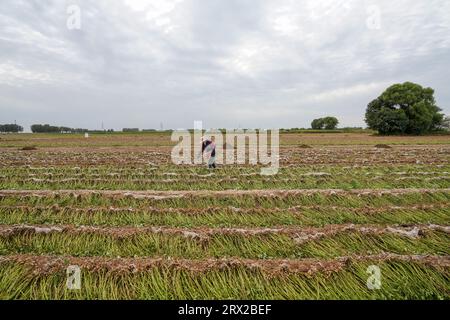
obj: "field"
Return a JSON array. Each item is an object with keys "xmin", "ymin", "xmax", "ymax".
[{"xmin": 0, "ymin": 132, "xmax": 449, "ymax": 299}]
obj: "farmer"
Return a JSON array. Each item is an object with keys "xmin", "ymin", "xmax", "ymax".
[{"xmin": 200, "ymin": 136, "xmax": 216, "ymax": 169}]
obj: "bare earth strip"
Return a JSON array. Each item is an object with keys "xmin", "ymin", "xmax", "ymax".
[{"xmin": 0, "ymin": 253, "xmax": 448, "ymax": 276}]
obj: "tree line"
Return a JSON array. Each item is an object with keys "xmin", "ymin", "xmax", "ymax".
[
  {"xmin": 2, "ymin": 82, "xmax": 448, "ymax": 135},
  {"xmin": 0, "ymin": 124, "xmax": 23, "ymax": 133},
  {"xmin": 30, "ymin": 124, "xmax": 91, "ymax": 133}
]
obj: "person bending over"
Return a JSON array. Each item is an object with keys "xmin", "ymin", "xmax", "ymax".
[{"xmin": 200, "ymin": 137, "xmax": 216, "ymax": 169}]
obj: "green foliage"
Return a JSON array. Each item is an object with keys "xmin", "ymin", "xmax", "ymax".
[
  {"xmin": 0, "ymin": 262, "xmax": 448, "ymax": 299},
  {"xmin": 31, "ymin": 124, "xmax": 88, "ymax": 133},
  {"xmin": 1, "ymin": 229, "xmax": 448, "ymax": 259},
  {"xmin": 1, "ymin": 187, "xmax": 449, "ymax": 228},
  {"xmin": 311, "ymin": 119, "xmax": 324, "ymax": 130},
  {"xmin": 0, "ymin": 124, "xmax": 23, "ymax": 133},
  {"xmin": 365, "ymin": 82, "xmax": 444, "ymax": 134},
  {"xmin": 311, "ymin": 117, "xmax": 339, "ymax": 130},
  {"xmin": 122, "ymin": 128, "xmax": 140, "ymax": 132},
  {"xmin": 439, "ymin": 116, "xmax": 450, "ymax": 131},
  {"xmin": 0, "ymin": 133, "xmax": 448, "ymax": 300},
  {"xmin": 2, "ymin": 163, "xmax": 449, "ymax": 190}
]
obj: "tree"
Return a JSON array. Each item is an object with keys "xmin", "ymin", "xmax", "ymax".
[
  {"xmin": 440, "ymin": 116, "xmax": 450, "ymax": 131},
  {"xmin": 0, "ymin": 124, "xmax": 23, "ymax": 133},
  {"xmin": 123, "ymin": 128, "xmax": 140, "ymax": 132},
  {"xmin": 311, "ymin": 118, "xmax": 324, "ymax": 130},
  {"xmin": 30, "ymin": 124, "xmax": 88, "ymax": 133},
  {"xmin": 311, "ymin": 117, "xmax": 339, "ymax": 130},
  {"xmin": 365, "ymin": 82, "xmax": 444, "ymax": 134},
  {"xmin": 31, "ymin": 124, "xmax": 60, "ymax": 133},
  {"xmin": 323, "ymin": 117, "xmax": 339, "ymax": 130}
]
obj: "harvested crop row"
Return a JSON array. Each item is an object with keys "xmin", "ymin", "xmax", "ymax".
[
  {"xmin": 3, "ymin": 165, "xmax": 449, "ymax": 178},
  {"xmin": 1, "ymin": 259, "xmax": 448, "ymax": 299},
  {"xmin": 3, "ymin": 163, "xmax": 449, "ymax": 172},
  {"xmin": 1, "ymin": 189, "xmax": 448, "ymax": 208},
  {"xmin": 0, "ymin": 189, "xmax": 448, "ymax": 228},
  {"xmin": 1, "ymin": 226, "xmax": 448, "ymax": 259},
  {"xmin": 1, "ymin": 223, "xmax": 448, "ymax": 239},
  {"xmin": 1, "ymin": 206, "xmax": 448, "ymax": 228},
  {"xmin": 1, "ymin": 202, "xmax": 448, "ymax": 215},
  {"xmin": 1, "ymin": 204, "xmax": 448, "ymax": 228},
  {"xmin": 3, "ymin": 176, "xmax": 450, "ymax": 190},
  {"xmin": 2, "ymin": 145, "xmax": 448, "ymax": 164},
  {"xmin": 2, "ymin": 188, "xmax": 449, "ymax": 198},
  {"xmin": 1, "ymin": 253, "xmax": 448, "ymax": 275},
  {"xmin": 4, "ymin": 175, "xmax": 450, "ymax": 183}
]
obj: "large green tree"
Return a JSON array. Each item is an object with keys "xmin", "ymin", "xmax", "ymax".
[
  {"xmin": 311, "ymin": 117, "xmax": 339, "ymax": 130},
  {"xmin": 365, "ymin": 82, "xmax": 444, "ymax": 134}
]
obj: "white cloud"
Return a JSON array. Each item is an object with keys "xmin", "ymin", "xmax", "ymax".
[
  {"xmin": 305, "ymin": 82, "xmax": 393, "ymax": 103},
  {"xmin": 0, "ymin": 63, "xmax": 53, "ymax": 86}
]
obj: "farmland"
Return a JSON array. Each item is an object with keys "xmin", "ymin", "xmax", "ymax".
[{"xmin": 0, "ymin": 132, "xmax": 449, "ymax": 299}]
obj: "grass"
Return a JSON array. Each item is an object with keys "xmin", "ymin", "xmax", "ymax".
[
  {"xmin": 0, "ymin": 230, "xmax": 448, "ymax": 259},
  {"xmin": 1, "ymin": 189, "xmax": 448, "ymax": 208},
  {"xmin": 0, "ymin": 190, "xmax": 449, "ymax": 228},
  {"xmin": 1, "ymin": 164, "xmax": 449, "ymax": 190},
  {"xmin": 0, "ymin": 205, "xmax": 448, "ymax": 228},
  {"xmin": 0, "ymin": 134, "xmax": 448, "ymax": 300},
  {"xmin": 0, "ymin": 261, "xmax": 447, "ymax": 299}
]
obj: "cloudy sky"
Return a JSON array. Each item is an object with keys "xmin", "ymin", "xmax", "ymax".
[{"xmin": 1, "ymin": 0, "xmax": 449, "ymax": 131}]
